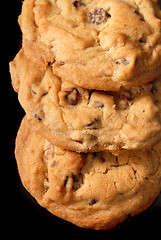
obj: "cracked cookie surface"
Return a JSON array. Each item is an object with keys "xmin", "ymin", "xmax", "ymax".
[
  {"xmin": 10, "ymin": 49, "xmax": 161, "ymax": 153},
  {"xmin": 19, "ymin": 0, "xmax": 161, "ymax": 90},
  {"xmin": 15, "ymin": 116, "xmax": 161, "ymax": 230}
]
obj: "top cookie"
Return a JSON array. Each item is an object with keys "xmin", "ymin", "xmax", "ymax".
[{"xmin": 19, "ymin": 0, "xmax": 161, "ymax": 91}]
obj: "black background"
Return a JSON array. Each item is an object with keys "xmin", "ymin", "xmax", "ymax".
[{"xmin": 5, "ymin": 0, "xmax": 161, "ymax": 236}]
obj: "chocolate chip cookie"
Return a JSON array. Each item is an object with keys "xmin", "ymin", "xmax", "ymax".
[
  {"xmin": 19, "ymin": 0, "xmax": 161, "ymax": 90},
  {"xmin": 15, "ymin": 116, "xmax": 161, "ymax": 230},
  {"xmin": 10, "ymin": 49, "xmax": 161, "ymax": 153}
]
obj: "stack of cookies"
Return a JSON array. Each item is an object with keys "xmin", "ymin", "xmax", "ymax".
[{"xmin": 9, "ymin": 0, "xmax": 161, "ymax": 230}]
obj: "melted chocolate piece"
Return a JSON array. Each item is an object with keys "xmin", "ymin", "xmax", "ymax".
[{"xmin": 87, "ymin": 8, "xmax": 110, "ymax": 25}]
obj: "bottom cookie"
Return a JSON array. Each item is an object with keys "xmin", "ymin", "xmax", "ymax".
[{"xmin": 15, "ymin": 116, "xmax": 161, "ymax": 230}]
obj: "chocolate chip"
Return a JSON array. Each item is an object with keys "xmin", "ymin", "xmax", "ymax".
[
  {"xmin": 34, "ymin": 113, "xmax": 42, "ymax": 121},
  {"xmin": 31, "ymin": 89, "xmax": 37, "ymax": 95},
  {"xmin": 151, "ymin": 84, "xmax": 157, "ymax": 94},
  {"xmin": 74, "ymin": 139, "xmax": 84, "ymax": 144},
  {"xmin": 51, "ymin": 161, "xmax": 56, "ymax": 167},
  {"xmin": 133, "ymin": 9, "xmax": 144, "ymax": 21},
  {"xmin": 64, "ymin": 176, "xmax": 69, "ymax": 187},
  {"xmin": 72, "ymin": 173, "xmax": 83, "ymax": 190},
  {"xmin": 73, "ymin": 1, "xmax": 85, "ymax": 9},
  {"xmin": 100, "ymin": 157, "xmax": 106, "ymax": 162},
  {"xmin": 139, "ymin": 35, "xmax": 147, "ymax": 44},
  {"xmin": 44, "ymin": 186, "xmax": 49, "ymax": 194},
  {"xmin": 42, "ymin": 92, "xmax": 48, "ymax": 97},
  {"xmin": 92, "ymin": 152, "xmax": 98, "ymax": 158},
  {"xmin": 116, "ymin": 58, "xmax": 130, "ymax": 65},
  {"xmin": 116, "ymin": 95, "xmax": 130, "ymax": 110},
  {"xmin": 89, "ymin": 134, "xmax": 97, "ymax": 140},
  {"xmin": 65, "ymin": 88, "xmax": 79, "ymax": 105},
  {"xmin": 95, "ymin": 101, "xmax": 104, "ymax": 108},
  {"xmin": 84, "ymin": 118, "xmax": 99, "ymax": 128},
  {"xmin": 93, "ymin": 152, "xmax": 105, "ymax": 162},
  {"xmin": 139, "ymin": 38, "xmax": 144, "ymax": 43},
  {"xmin": 60, "ymin": 61, "xmax": 65, "ymax": 66},
  {"xmin": 48, "ymin": 62, "xmax": 52, "ymax": 67},
  {"xmin": 88, "ymin": 198, "xmax": 98, "ymax": 205},
  {"xmin": 87, "ymin": 8, "xmax": 110, "ymax": 25}
]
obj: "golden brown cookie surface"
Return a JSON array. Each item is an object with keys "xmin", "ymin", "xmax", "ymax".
[
  {"xmin": 10, "ymin": 49, "xmax": 161, "ymax": 153},
  {"xmin": 15, "ymin": 116, "xmax": 161, "ymax": 230},
  {"xmin": 19, "ymin": 0, "xmax": 161, "ymax": 90}
]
